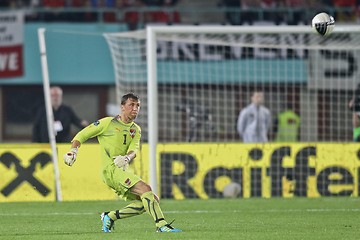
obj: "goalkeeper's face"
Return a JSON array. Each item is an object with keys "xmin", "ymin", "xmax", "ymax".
[{"xmin": 121, "ymin": 98, "xmax": 141, "ymax": 121}]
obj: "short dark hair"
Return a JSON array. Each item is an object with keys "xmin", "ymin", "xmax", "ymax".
[{"xmin": 121, "ymin": 92, "xmax": 140, "ymax": 105}]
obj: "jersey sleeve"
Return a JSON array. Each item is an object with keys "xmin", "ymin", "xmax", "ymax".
[{"xmin": 72, "ymin": 117, "xmax": 112, "ymax": 144}]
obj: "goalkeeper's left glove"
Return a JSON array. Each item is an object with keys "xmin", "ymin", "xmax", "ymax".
[
  {"xmin": 113, "ymin": 155, "xmax": 130, "ymax": 170},
  {"xmin": 64, "ymin": 147, "xmax": 78, "ymax": 167}
]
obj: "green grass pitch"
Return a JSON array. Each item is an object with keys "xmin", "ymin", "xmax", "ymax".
[{"xmin": 0, "ymin": 198, "xmax": 359, "ymax": 239}]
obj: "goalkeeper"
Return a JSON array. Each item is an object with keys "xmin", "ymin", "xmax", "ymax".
[{"xmin": 63, "ymin": 93, "xmax": 182, "ymax": 233}]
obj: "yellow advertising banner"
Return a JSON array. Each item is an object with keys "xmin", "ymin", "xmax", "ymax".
[
  {"xmin": 156, "ymin": 143, "xmax": 360, "ymax": 199},
  {"xmin": 0, "ymin": 144, "xmax": 116, "ymax": 202},
  {"xmin": 0, "ymin": 144, "xmax": 55, "ymax": 202},
  {"xmin": 0, "ymin": 143, "xmax": 359, "ymax": 202},
  {"xmin": 57, "ymin": 144, "xmax": 118, "ymax": 201}
]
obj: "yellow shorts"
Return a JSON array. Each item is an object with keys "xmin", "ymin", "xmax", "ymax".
[{"xmin": 102, "ymin": 166, "xmax": 142, "ymax": 201}]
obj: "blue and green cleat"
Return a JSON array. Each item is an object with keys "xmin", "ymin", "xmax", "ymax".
[
  {"xmin": 156, "ymin": 221, "xmax": 182, "ymax": 233},
  {"xmin": 100, "ymin": 212, "xmax": 114, "ymax": 233}
]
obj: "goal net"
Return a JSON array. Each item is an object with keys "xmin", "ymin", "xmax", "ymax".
[{"xmin": 104, "ymin": 25, "xmax": 360, "ymax": 198}]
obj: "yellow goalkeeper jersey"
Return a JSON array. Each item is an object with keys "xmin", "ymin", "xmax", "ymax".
[{"xmin": 72, "ymin": 116, "xmax": 141, "ymax": 172}]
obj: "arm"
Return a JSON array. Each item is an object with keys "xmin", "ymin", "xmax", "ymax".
[
  {"xmin": 237, "ymin": 110, "xmax": 246, "ymax": 137},
  {"xmin": 72, "ymin": 118, "xmax": 110, "ymax": 144},
  {"xmin": 71, "ymin": 139, "xmax": 81, "ymax": 149},
  {"xmin": 126, "ymin": 150, "xmax": 136, "ymax": 162},
  {"xmin": 63, "ymin": 118, "xmax": 111, "ymax": 166}
]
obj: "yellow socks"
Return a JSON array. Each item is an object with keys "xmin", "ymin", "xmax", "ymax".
[
  {"xmin": 140, "ymin": 191, "xmax": 167, "ymax": 227},
  {"xmin": 108, "ymin": 200, "xmax": 145, "ymax": 220},
  {"xmin": 107, "ymin": 191, "xmax": 167, "ymax": 228}
]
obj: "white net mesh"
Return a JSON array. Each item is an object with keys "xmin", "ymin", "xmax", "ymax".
[{"xmin": 104, "ymin": 26, "xmax": 360, "ymax": 199}]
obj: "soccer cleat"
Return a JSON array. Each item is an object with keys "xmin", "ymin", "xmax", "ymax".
[
  {"xmin": 100, "ymin": 212, "xmax": 114, "ymax": 233},
  {"xmin": 156, "ymin": 220, "xmax": 182, "ymax": 233}
]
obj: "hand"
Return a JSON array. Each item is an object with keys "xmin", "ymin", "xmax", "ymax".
[
  {"xmin": 64, "ymin": 148, "xmax": 78, "ymax": 166},
  {"xmin": 113, "ymin": 155, "xmax": 130, "ymax": 170}
]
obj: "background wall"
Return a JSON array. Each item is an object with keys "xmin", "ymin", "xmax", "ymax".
[{"xmin": 0, "ymin": 23, "xmax": 127, "ymax": 85}]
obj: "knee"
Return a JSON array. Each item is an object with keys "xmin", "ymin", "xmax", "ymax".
[
  {"xmin": 143, "ymin": 184, "xmax": 160, "ymax": 203},
  {"xmin": 140, "ymin": 184, "xmax": 160, "ymax": 203},
  {"xmin": 136, "ymin": 181, "xmax": 152, "ymax": 193},
  {"xmin": 154, "ymin": 192, "xmax": 160, "ymax": 203},
  {"xmin": 143, "ymin": 183, "xmax": 152, "ymax": 192},
  {"xmin": 133, "ymin": 181, "xmax": 160, "ymax": 203}
]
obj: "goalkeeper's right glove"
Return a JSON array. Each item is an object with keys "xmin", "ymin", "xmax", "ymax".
[
  {"xmin": 113, "ymin": 155, "xmax": 130, "ymax": 170},
  {"xmin": 64, "ymin": 148, "xmax": 78, "ymax": 167}
]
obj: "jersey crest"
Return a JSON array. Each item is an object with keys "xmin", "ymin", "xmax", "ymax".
[{"xmin": 130, "ymin": 129, "xmax": 136, "ymax": 138}]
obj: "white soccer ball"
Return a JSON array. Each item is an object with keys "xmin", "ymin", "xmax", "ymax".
[
  {"xmin": 223, "ymin": 182, "xmax": 241, "ymax": 198},
  {"xmin": 312, "ymin": 12, "xmax": 335, "ymax": 36}
]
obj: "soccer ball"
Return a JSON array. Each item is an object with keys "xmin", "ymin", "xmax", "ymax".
[
  {"xmin": 312, "ymin": 12, "xmax": 335, "ymax": 36},
  {"xmin": 222, "ymin": 182, "xmax": 241, "ymax": 198}
]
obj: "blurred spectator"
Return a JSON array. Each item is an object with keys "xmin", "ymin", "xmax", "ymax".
[
  {"xmin": 42, "ymin": 0, "xmax": 67, "ymax": 21},
  {"xmin": 284, "ymin": 0, "xmax": 305, "ymax": 6},
  {"xmin": 237, "ymin": 91, "xmax": 271, "ymax": 143},
  {"xmin": 122, "ymin": 0, "xmax": 145, "ymax": 30},
  {"xmin": 91, "ymin": 0, "xmax": 115, "ymax": 5},
  {"xmin": 260, "ymin": 0, "xmax": 278, "ymax": 23},
  {"xmin": 25, "ymin": 0, "xmax": 41, "ymax": 21},
  {"xmin": 286, "ymin": 0, "xmax": 306, "ymax": 24},
  {"xmin": 241, "ymin": 0, "xmax": 262, "ymax": 24},
  {"xmin": 5, "ymin": 0, "xmax": 41, "ymax": 21},
  {"xmin": 8, "ymin": 0, "xmax": 17, "ymax": 8},
  {"xmin": 221, "ymin": 0, "xmax": 277, "ymax": 24},
  {"xmin": 262, "ymin": 0, "xmax": 275, "ymax": 6},
  {"xmin": 333, "ymin": 0, "xmax": 356, "ymax": 22},
  {"xmin": 219, "ymin": 0, "xmax": 242, "ymax": 25},
  {"xmin": 67, "ymin": 0, "xmax": 88, "ymax": 22},
  {"xmin": 321, "ymin": 0, "xmax": 333, "ymax": 6},
  {"xmin": 273, "ymin": 103, "xmax": 300, "ymax": 142},
  {"xmin": 303, "ymin": 0, "xmax": 326, "ymax": 24},
  {"xmin": 142, "ymin": 0, "xmax": 163, "ymax": 5},
  {"xmin": 276, "ymin": 0, "xmax": 306, "ymax": 24},
  {"xmin": 91, "ymin": 0, "xmax": 118, "ymax": 22},
  {"xmin": 0, "ymin": 1, "xmax": 9, "ymax": 7},
  {"xmin": 32, "ymin": 86, "xmax": 89, "ymax": 143},
  {"xmin": 144, "ymin": 0, "xmax": 180, "ymax": 24},
  {"xmin": 43, "ymin": 0, "xmax": 66, "ymax": 6},
  {"xmin": 81, "ymin": 0, "xmax": 99, "ymax": 22}
]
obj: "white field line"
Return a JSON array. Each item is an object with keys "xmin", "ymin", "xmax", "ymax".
[{"xmin": 0, "ymin": 208, "xmax": 359, "ymax": 216}]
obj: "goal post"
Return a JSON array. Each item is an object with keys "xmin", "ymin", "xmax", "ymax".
[
  {"xmin": 104, "ymin": 25, "xmax": 360, "ymax": 198},
  {"xmin": 38, "ymin": 28, "xmax": 62, "ymax": 201},
  {"xmin": 146, "ymin": 28, "xmax": 159, "ymax": 195}
]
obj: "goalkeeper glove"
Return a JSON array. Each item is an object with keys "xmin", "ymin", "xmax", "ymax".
[
  {"xmin": 113, "ymin": 155, "xmax": 130, "ymax": 170},
  {"xmin": 64, "ymin": 148, "xmax": 78, "ymax": 166}
]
